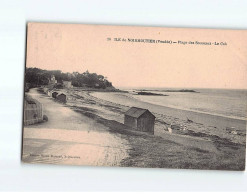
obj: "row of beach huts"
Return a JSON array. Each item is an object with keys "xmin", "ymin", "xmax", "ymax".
[{"xmin": 43, "ymin": 88, "xmax": 67, "ymax": 103}]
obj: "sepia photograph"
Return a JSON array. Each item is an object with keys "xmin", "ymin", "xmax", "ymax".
[{"xmin": 22, "ymin": 22, "xmax": 247, "ymax": 170}]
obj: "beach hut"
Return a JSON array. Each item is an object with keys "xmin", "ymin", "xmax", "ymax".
[
  {"xmin": 52, "ymin": 91, "xmax": 58, "ymax": 98},
  {"xmin": 124, "ymin": 107, "xmax": 155, "ymax": 134},
  {"xmin": 56, "ymin": 93, "xmax": 67, "ymax": 103}
]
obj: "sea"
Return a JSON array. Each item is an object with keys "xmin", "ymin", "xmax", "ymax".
[{"xmin": 93, "ymin": 88, "xmax": 247, "ymax": 121}]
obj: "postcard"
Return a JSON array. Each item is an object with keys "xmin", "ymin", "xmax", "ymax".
[{"xmin": 22, "ymin": 22, "xmax": 247, "ymax": 170}]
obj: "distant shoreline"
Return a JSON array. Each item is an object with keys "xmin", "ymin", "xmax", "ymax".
[
  {"xmin": 135, "ymin": 91, "xmax": 168, "ymax": 96},
  {"xmin": 135, "ymin": 89, "xmax": 199, "ymax": 93}
]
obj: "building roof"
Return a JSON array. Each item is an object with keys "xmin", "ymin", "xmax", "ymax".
[
  {"xmin": 125, "ymin": 107, "xmax": 154, "ymax": 118},
  {"xmin": 57, "ymin": 93, "xmax": 66, "ymax": 96}
]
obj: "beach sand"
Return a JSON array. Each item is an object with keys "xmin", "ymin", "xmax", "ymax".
[
  {"xmin": 22, "ymin": 88, "xmax": 130, "ymax": 167},
  {"xmin": 22, "ymin": 87, "xmax": 246, "ymax": 170}
]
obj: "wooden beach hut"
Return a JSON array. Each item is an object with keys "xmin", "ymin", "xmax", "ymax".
[
  {"xmin": 56, "ymin": 93, "xmax": 67, "ymax": 103},
  {"xmin": 124, "ymin": 107, "xmax": 155, "ymax": 134},
  {"xmin": 52, "ymin": 91, "xmax": 58, "ymax": 98}
]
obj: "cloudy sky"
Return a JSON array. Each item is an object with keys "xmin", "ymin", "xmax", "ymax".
[{"xmin": 26, "ymin": 23, "xmax": 247, "ymax": 89}]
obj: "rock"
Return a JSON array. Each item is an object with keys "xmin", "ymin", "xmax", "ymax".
[
  {"xmin": 180, "ymin": 125, "xmax": 187, "ymax": 131},
  {"xmin": 137, "ymin": 92, "xmax": 168, "ymax": 96},
  {"xmin": 231, "ymin": 130, "xmax": 238, "ymax": 135},
  {"xmin": 187, "ymin": 118, "xmax": 193, "ymax": 123},
  {"xmin": 226, "ymin": 127, "xmax": 237, "ymax": 134}
]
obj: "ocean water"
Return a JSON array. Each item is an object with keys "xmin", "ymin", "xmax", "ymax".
[
  {"xmin": 94, "ymin": 88, "xmax": 247, "ymax": 121},
  {"xmin": 129, "ymin": 88, "xmax": 247, "ymax": 120}
]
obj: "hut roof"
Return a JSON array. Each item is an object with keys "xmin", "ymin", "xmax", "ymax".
[
  {"xmin": 57, "ymin": 93, "xmax": 66, "ymax": 96},
  {"xmin": 125, "ymin": 107, "xmax": 154, "ymax": 118}
]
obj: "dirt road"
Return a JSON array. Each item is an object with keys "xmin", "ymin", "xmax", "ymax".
[{"xmin": 22, "ymin": 88, "xmax": 130, "ymax": 166}]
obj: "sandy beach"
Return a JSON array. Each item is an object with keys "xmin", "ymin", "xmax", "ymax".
[{"xmin": 22, "ymin": 87, "xmax": 246, "ymax": 170}]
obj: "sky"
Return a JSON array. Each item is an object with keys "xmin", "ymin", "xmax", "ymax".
[{"xmin": 26, "ymin": 23, "xmax": 247, "ymax": 89}]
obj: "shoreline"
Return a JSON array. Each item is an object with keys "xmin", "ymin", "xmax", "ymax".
[
  {"xmin": 90, "ymin": 92, "xmax": 246, "ymax": 144},
  {"xmin": 134, "ymin": 95, "xmax": 246, "ymax": 122},
  {"xmin": 92, "ymin": 91, "xmax": 247, "ymax": 122},
  {"xmin": 97, "ymin": 91, "xmax": 246, "ymax": 121}
]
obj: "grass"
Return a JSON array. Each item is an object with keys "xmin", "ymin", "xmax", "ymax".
[{"xmin": 71, "ymin": 106, "xmax": 246, "ymax": 171}]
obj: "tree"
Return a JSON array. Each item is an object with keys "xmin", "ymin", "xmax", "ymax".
[{"xmin": 25, "ymin": 67, "xmax": 114, "ymax": 89}]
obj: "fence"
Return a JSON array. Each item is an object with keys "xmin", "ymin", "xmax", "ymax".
[{"xmin": 23, "ymin": 96, "xmax": 43, "ymax": 126}]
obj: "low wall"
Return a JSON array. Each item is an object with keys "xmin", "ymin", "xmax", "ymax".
[{"xmin": 23, "ymin": 96, "xmax": 43, "ymax": 126}]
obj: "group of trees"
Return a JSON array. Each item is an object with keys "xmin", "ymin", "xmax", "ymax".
[{"xmin": 25, "ymin": 67, "xmax": 113, "ymax": 89}]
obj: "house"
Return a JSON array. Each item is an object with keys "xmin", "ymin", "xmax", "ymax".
[
  {"xmin": 56, "ymin": 93, "xmax": 67, "ymax": 103},
  {"xmin": 49, "ymin": 75, "xmax": 57, "ymax": 84},
  {"xmin": 63, "ymin": 81, "xmax": 72, "ymax": 88},
  {"xmin": 52, "ymin": 91, "xmax": 58, "ymax": 98},
  {"xmin": 124, "ymin": 107, "xmax": 155, "ymax": 134}
]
